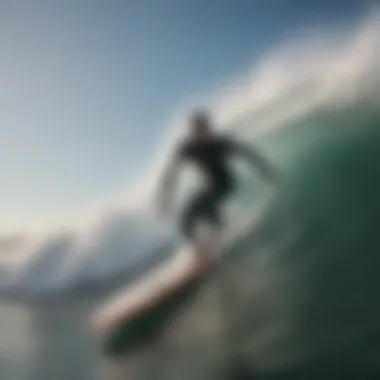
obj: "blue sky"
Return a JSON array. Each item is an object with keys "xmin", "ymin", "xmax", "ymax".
[{"xmin": 0, "ymin": 0, "xmax": 368, "ymax": 233}]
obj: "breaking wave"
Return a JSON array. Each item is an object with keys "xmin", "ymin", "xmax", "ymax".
[{"xmin": 0, "ymin": 10, "xmax": 379, "ymax": 301}]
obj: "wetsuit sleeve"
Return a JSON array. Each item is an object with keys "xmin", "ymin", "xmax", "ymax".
[
  {"xmin": 157, "ymin": 142, "xmax": 188, "ymax": 215},
  {"xmin": 225, "ymin": 137, "xmax": 278, "ymax": 183},
  {"xmin": 221, "ymin": 135, "xmax": 259, "ymax": 157},
  {"xmin": 175, "ymin": 141, "xmax": 192, "ymax": 161},
  {"xmin": 220, "ymin": 135, "xmax": 245, "ymax": 154}
]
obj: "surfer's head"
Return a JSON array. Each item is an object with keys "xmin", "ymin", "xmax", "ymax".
[{"xmin": 189, "ymin": 109, "xmax": 213, "ymax": 140}]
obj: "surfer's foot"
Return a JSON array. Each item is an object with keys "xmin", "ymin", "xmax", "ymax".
[
  {"xmin": 193, "ymin": 228, "xmax": 221, "ymax": 273},
  {"xmin": 204, "ymin": 227, "xmax": 222, "ymax": 256}
]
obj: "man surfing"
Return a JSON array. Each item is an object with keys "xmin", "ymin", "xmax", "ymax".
[
  {"xmin": 157, "ymin": 110, "xmax": 278, "ymax": 272},
  {"xmin": 90, "ymin": 111, "xmax": 279, "ymax": 346}
]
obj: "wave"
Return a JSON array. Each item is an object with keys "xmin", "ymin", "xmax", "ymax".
[{"xmin": 0, "ymin": 9, "xmax": 379, "ymax": 298}]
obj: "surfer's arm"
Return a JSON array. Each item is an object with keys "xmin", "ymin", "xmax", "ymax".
[
  {"xmin": 156, "ymin": 154, "xmax": 183, "ymax": 217},
  {"xmin": 232, "ymin": 141, "xmax": 279, "ymax": 185}
]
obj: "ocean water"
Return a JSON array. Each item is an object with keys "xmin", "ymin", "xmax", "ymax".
[{"xmin": 1, "ymin": 11, "xmax": 380, "ymax": 380}]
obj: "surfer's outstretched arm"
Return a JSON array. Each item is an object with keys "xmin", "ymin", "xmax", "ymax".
[
  {"xmin": 233, "ymin": 141, "xmax": 279, "ymax": 185},
  {"xmin": 156, "ymin": 156, "xmax": 182, "ymax": 217}
]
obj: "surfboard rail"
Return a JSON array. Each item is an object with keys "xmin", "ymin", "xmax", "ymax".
[{"xmin": 92, "ymin": 246, "xmax": 202, "ymax": 331}]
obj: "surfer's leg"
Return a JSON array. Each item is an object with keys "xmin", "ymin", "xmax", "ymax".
[
  {"xmin": 180, "ymin": 191, "xmax": 206, "ymax": 242},
  {"xmin": 200, "ymin": 189, "xmax": 228, "ymax": 264},
  {"xmin": 180, "ymin": 191, "xmax": 219, "ymax": 273},
  {"xmin": 188, "ymin": 187, "xmax": 229, "ymax": 269},
  {"xmin": 202, "ymin": 184, "xmax": 235, "ymax": 265},
  {"xmin": 204, "ymin": 185, "xmax": 231, "ymax": 229}
]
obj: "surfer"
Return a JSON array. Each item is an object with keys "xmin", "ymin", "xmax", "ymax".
[{"xmin": 157, "ymin": 110, "xmax": 278, "ymax": 270}]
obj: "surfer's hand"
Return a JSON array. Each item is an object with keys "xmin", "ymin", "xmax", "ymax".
[
  {"xmin": 159, "ymin": 208, "xmax": 170, "ymax": 219},
  {"xmin": 156, "ymin": 201, "xmax": 172, "ymax": 219}
]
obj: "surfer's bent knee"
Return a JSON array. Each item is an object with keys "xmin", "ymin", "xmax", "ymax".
[{"xmin": 180, "ymin": 185, "xmax": 233, "ymax": 241}]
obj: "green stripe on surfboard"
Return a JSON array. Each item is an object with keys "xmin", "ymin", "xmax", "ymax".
[{"xmin": 101, "ymin": 275, "xmax": 205, "ymax": 356}]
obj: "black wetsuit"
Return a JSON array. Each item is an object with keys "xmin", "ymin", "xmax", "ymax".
[{"xmin": 177, "ymin": 135, "xmax": 238, "ymax": 240}]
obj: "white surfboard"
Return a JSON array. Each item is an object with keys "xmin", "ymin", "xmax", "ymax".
[{"xmin": 91, "ymin": 244, "xmax": 204, "ymax": 332}]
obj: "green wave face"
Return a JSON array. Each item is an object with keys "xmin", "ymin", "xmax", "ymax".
[{"xmin": 102, "ymin": 100, "xmax": 380, "ymax": 378}]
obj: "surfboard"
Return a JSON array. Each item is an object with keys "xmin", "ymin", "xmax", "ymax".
[
  {"xmin": 91, "ymin": 199, "xmax": 269, "ymax": 356},
  {"xmin": 92, "ymin": 246, "xmax": 201, "ymax": 329},
  {"xmin": 99, "ymin": 267, "xmax": 206, "ymax": 356},
  {"xmin": 91, "ymin": 244, "xmax": 212, "ymax": 356}
]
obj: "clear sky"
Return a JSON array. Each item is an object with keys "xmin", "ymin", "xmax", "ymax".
[{"xmin": 0, "ymin": 0, "xmax": 368, "ymax": 233}]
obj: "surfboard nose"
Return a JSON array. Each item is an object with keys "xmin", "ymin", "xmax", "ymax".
[
  {"xmin": 90, "ymin": 314, "xmax": 103, "ymax": 331},
  {"xmin": 91, "ymin": 312, "xmax": 113, "ymax": 332}
]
